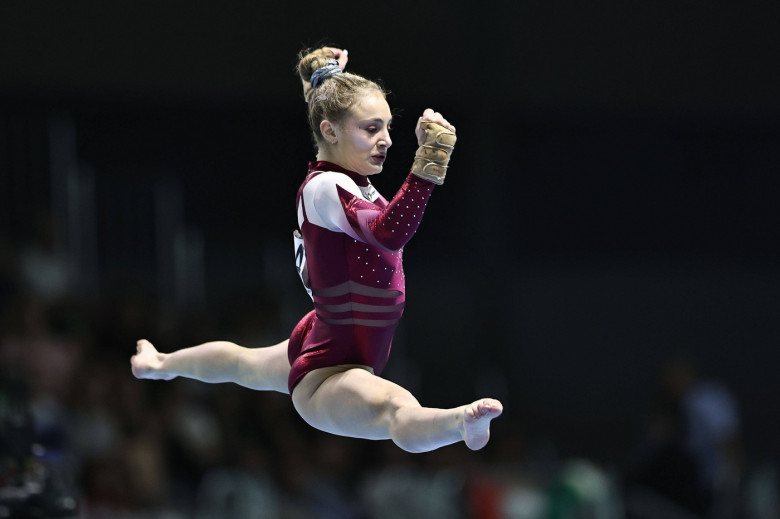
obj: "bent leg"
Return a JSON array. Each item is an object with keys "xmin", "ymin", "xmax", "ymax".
[{"xmin": 291, "ymin": 366, "xmax": 502, "ymax": 453}]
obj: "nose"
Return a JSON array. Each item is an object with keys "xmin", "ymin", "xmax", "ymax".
[{"xmin": 379, "ymin": 129, "xmax": 392, "ymax": 149}]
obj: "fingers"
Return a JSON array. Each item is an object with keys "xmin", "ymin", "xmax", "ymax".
[{"xmin": 419, "ymin": 108, "xmax": 456, "ymax": 133}]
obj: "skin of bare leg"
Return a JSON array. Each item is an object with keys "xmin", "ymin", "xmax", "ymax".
[
  {"xmin": 131, "ymin": 339, "xmax": 291, "ymax": 394},
  {"xmin": 291, "ymin": 366, "xmax": 502, "ymax": 453}
]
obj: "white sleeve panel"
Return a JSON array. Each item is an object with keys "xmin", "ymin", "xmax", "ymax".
[{"xmin": 302, "ymin": 172, "xmax": 364, "ymax": 234}]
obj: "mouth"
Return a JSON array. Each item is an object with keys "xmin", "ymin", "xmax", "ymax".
[{"xmin": 370, "ymin": 153, "xmax": 386, "ymax": 165}]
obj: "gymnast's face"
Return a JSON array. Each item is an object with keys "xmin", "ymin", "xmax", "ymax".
[{"xmin": 321, "ymin": 91, "xmax": 393, "ymax": 176}]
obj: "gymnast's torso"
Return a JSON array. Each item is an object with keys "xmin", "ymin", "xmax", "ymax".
[{"xmin": 287, "ymin": 161, "xmax": 435, "ymax": 392}]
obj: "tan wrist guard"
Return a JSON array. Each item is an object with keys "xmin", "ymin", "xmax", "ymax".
[{"xmin": 411, "ymin": 122, "xmax": 457, "ymax": 185}]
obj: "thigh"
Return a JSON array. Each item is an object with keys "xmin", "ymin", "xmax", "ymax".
[
  {"xmin": 238, "ymin": 340, "xmax": 291, "ymax": 393},
  {"xmin": 291, "ymin": 365, "xmax": 420, "ymax": 440}
]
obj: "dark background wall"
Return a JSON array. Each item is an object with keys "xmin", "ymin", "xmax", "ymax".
[{"xmin": 2, "ymin": 0, "xmax": 779, "ymax": 466}]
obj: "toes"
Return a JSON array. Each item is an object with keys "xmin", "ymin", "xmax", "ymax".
[{"xmin": 478, "ymin": 399, "xmax": 503, "ymax": 417}]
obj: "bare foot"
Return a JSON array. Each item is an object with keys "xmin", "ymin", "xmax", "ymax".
[
  {"xmin": 131, "ymin": 339, "xmax": 174, "ymax": 380},
  {"xmin": 461, "ymin": 399, "xmax": 503, "ymax": 450}
]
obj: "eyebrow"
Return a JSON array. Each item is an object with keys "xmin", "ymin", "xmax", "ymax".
[{"xmin": 362, "ymin": 118, "xmax": 392, "ymax": 125}]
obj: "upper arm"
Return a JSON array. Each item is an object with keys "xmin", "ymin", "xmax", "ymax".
[{"xmin": 302, "ymin": 172, "xmax": 368, "ymax": 236}]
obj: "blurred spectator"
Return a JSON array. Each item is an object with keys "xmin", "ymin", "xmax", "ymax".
[
  {"xmin": 0, "ymin": 298, "xmax": 83, "ymax": 518},
  {"xmin": 627, "ymin": 355, "xmax": 743, "ymax": 518},
  {"xmin": 361, "ymin": 442, "xmax": 468, "ymax": 519},
  {"xmin": 17, "ymin": 211, "xmax": 69, "ymax": 303},
  {"xmin": 545, "ymin": 459, "xmax": 620, "ymax": 519}
]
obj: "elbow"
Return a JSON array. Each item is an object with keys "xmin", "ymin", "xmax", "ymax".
[{"xmin": 373, "ymin": 234, "xmax": 408, "ymax": 254}]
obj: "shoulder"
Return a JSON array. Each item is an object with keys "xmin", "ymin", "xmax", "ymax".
[
  {"xmin": 304, "ymin": 171, "xmax": 363, "ymax": 200},
  {"xmin": 301, "ymin": 171, "xmax": 364, "ymax": 231}
]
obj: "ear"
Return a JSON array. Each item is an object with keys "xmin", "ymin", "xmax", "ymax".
[{"xmin": 319, "ymin": 120, "xmax": 338, "ymax": 144}]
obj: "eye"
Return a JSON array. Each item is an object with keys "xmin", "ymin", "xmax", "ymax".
[{"xmin": 366, "ymin": 127, "xmax": 378, "ymax": 134}]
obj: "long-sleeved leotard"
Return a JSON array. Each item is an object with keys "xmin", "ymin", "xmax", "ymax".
[{"xmin": 287, "ymin": 161, "xmax": 435, "ymax": 393}]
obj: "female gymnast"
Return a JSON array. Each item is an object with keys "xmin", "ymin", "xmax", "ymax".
[{"xmin": 131, "ymin": 46, "xmax": 502, "ymax": 453}]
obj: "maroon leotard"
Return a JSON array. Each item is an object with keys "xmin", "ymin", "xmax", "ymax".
[{"xmin": 287, "ymin": 161, "xmax": 435, "ymax": 393}]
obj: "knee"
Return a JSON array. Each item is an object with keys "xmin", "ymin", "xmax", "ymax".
[
  {"xmin": 385, "ymin": 391, "xmax": 426, "ymax": 452},
  {"xmin": 383, "ymin": 388, "xmax": 420, "ymax": 418}
]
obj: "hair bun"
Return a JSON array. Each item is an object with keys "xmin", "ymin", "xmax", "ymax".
[
  {"xmin": 310, "ymin": 59, "xmax": 343, "ymax": 90},
  {"xmin": 297, "ymin": 48, "xmax": 337, "ymax": 83}
]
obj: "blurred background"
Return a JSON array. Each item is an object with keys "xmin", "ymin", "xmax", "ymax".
[{"xmin": 1, "ymin": 1, "xmax": 779, "ymax": 518}]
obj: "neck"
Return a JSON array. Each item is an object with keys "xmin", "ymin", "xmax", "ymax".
[{"xmin": 316, "ymin": 146, "xmax": 337, "ymax": 164}]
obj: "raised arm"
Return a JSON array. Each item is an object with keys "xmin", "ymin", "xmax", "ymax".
[
  {"xmin": 131, "ymin": 338, "xmax": 290, "ymax": 393},
  {"xmin": 305, "ymin": 110, "xmax": 457, "ymax": 252},
  {"xmin": 352, "ymin": 109, "xmax": 457, "ymax": 248},
  {"xmin": 306, "ymin": 171, "xmax": 436, "ymax": 252}
]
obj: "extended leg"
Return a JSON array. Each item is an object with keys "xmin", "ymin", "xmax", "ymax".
[
  {"xmin": 291, "ymin": 366, "xmax": 502, "ymax": 453},
  {"xmin": 132, "ymin": 339, "xmax": 291, "ymax": 394}
]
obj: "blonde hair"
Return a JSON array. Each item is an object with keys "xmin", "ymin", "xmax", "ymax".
[{"xmin": 297, "ymin": 47, "xmax": 386, "ymax": 146}]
